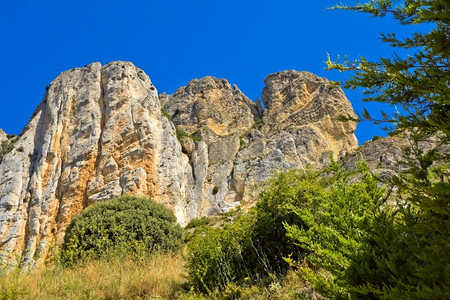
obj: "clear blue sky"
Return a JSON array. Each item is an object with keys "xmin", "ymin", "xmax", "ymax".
[{"xmin": 0, "ymin": 0, "xmax": 419, "ymax": 143}]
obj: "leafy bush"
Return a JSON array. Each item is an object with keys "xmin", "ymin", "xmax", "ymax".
[
  {"xmin": 185, "ymin": 216, "xmax": 211, "ymax": 230},
  {"xmin": 185, "ymin": 168, "xmax": 329, "ymax": 293},
  {"xmin": 284, "ymin": 161, "xmax": 388, "ymax": 299},
  {"xmin": 60, "ymin": 195, "xmax": 183, "ymax": 265},
  {"xmin": 185, "ymin": 209, "xmax": 255, "ymax": 293},
  {"xmin": 185, "ymin": 168, "xmax": 330, "ymax": 294},
  {"xmin": 185, "ymin": 160, "xmax": 391, "ymax": 298},
  {"xmin": 249, "ymin": 168, "xmax": 327, "ymax": 275}
]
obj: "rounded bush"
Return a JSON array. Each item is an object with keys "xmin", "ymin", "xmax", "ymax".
[{"xmin": 60, "ymin": 195, "xmax": 183, "ymax": 265}]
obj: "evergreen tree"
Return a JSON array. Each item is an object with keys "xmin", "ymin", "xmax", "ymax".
[
  {"xmin": 327, "ymin": 0, "xmax": 449, "ymax": 139},
  {"xmin": 326, "ymin": 1, "xmax": 450, "ymax": 298}
]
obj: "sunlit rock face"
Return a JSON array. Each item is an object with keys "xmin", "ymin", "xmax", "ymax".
[
  {"xmin": 342, "ymin": 133, "xmax": 450, "ymax": 182},
  {"xmin": 260, "ymin": 70, "xmax": 358, "ymax": 164},
  {"xmin": 0, "ymin": 129, "xmax": 6, "ymax": 143},
  {"xmin": 0, "ymin": 62, "xmax": 358, "ymax": 264}
]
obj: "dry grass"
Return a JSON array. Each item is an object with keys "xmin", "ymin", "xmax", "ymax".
[
  {"xmin": 0, "ymin": 255, "xmax": 308, "ymax": 300},
  {"xmin": 0, "ymin": 253, "xmax": 186, "ymax": 300}
]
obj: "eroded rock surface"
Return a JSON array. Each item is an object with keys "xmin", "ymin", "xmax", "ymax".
[
  {"xmin": 0, "ymin": 63, "xmax": 359, "ymax": 264},
  {"xmin": 0, "ymin": 62, "xmax": 188, "ymax": 264},
  {"xmin": 261, "ymin": 71, "xmax": 358, "ymax": 164},
  {"xmin": 0, "ymin": 129, "xmax": 6, "ymax": 143},
  {"xmin": 161, "ymin": 70, "xmax": 358, "ymax": 212},
  {"xmin": 343, "ymin": 133, "xmax": 449, "ymax": 181}
]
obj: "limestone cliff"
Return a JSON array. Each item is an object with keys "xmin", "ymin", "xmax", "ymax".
[{"xmin": 0, "ymin": 62, "xmax": 358, "ymax": 264}]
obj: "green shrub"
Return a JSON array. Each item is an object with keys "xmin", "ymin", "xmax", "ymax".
[
  {"xmin": 186, "ymin": 160, "xmax": 390, "ymax": 297},
  {"xmin": 176, "ymin": 127, "xmax": 201, "ymax": 142},
  {"xmin": 60, "ymin": 195, "xmax": 183, "ymax": 265},
  {"xmin": 249, "ymin": 168, "xmax": 327, "ymax": 276},
  {"xmin": 186, "ymin": 210, "xmax": 255, "ymax": 293},
  {"xmin": 371, "ymin": 135, "xmax": 382, "ymax": 141},
  {"xmin": 281, "ymin": 161, "xmax": 388, "ymax": 298},
  {"xmin": 185, "ymin": 216, "xmax": 211, "ymax": 230},
  {"xmin": 185, "ymin": 169, "xmax": 328, "ymax": 293},
  {"xmin": 0, "ymin": 139, "xmax": 16, "ymax": 161}
]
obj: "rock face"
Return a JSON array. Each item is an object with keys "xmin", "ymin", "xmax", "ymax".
[
  {"xmin": 0, "ymin": 129, "xmax": 6, "ymax": 143},
  {"xmin": 0, "ymin": 62, "xmax": 358, "ymax": 264},
  {"xmin": 343, "ymin": 133, "xmax": 449, "ymax": 181},
  {"xmin": 261, "ymin": 71, "xmax": 358, "ymax": 163}
]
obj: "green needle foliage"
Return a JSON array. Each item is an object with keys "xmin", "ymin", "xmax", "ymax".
[
  {"xmin": 325, "ymin": 1, "xmax": 449, "ymax": 298},
  {"xmin": 326, "ymin": 0, "xmax": 449, "ymax": 137},
  {"xmin": 60, "ymin": 195, "xmax": 183, "ymax": 265},
  {"xmin": 344, "ymin": 135, "xmax": 450, "ymax": 299}
]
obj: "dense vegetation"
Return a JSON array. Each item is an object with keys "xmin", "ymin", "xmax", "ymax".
[
  {"xmin": 60, "ymin": 195, "xmax": 183, "ymax": 265},
  {"xmin": 184, "ymin": 161, "xmax": 393, "ymax": 298},
  {"xmin": 1, "ymin": 254, "xmax": 185, "ymax": 300}
]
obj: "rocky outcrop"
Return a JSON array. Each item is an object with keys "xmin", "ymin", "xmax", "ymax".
[
  {"xmin": 0, "ymin": 62, "xmax": 189, "ymax": 264},
  {"xmin": 0, "ymin": 62, "xmax": 358, "ymax": 264},
  {"xmin": 261, "ymin": 71, "xmax": 358, "ymax": 164},
  {"xmin": 161, "ymin": 70, "xmax": 358, "ymax": 212},
  {"xmin": 0, "ymin": 129, "xmax": 6, "ymax": 144},
  {"xmin": 343, "ymin": 133, "xmax": 449, "ymax": 181},
  {"xmin": 160, "ymin": 76, "xmax": 259, "ymax": 141}
]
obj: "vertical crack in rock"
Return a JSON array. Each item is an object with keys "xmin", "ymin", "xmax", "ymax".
[{"xmin": 87, "ymin": 66, "xmax": 107, "ymax": 208}]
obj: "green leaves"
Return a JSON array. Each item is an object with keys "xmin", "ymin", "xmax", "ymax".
[
  {"xmin": 283, "ymin": 161, "xmax": 389, "ymax": 299},
  {"xmin": 59, "ymin": 195, "xmax": 183, "ymax": 265},
  {"xmin": 185, "ymin": 211, "xmax": 255, "ymax": 293}
]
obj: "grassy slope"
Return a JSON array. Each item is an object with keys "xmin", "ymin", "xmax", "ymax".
[
  {"xmin": 0, "ymin": 254, "xmax": 309, "ymax": 299},
  {"xmin": 0, "ymin": 254, "xmax": 185, "ymax": 300}
]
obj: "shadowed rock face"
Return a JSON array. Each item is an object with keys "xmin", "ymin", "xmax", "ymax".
[{"xmin": 0, "ymin": 62, "xmax": 358, "ymax": 264}]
